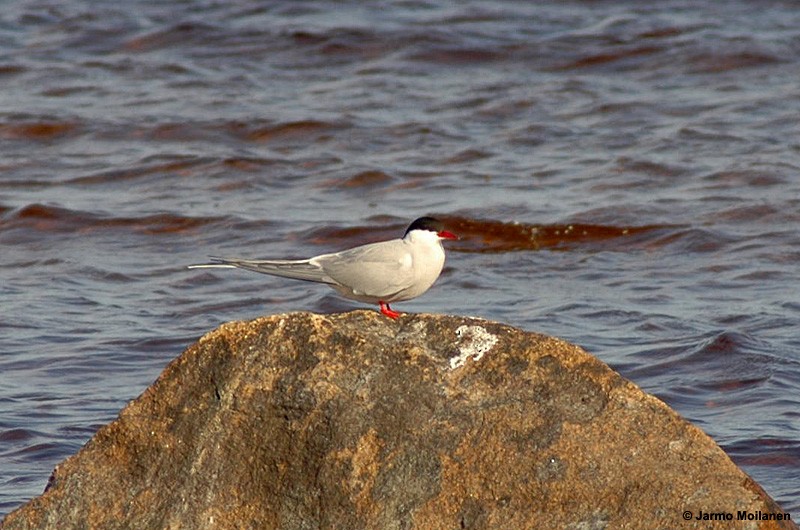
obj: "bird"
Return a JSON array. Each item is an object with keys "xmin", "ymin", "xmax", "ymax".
[{"xmin": 189, "ymin": 216, "xmax": 457, "ymax": 319}]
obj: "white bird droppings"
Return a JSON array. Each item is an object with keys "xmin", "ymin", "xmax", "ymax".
[{"xmin": 449, "ymin": 325, "xmax": 498, "ymax": 370}]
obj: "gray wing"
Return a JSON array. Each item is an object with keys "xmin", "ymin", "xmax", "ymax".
[
  {"xmin": 189, "ymin": 257, "xmax": 337, "ymax": 284},
  {"xmin": 312, "ymin": 239, "xmax": 412, "ymax": 298}
]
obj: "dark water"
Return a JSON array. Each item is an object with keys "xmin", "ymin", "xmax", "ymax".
[{"xmin": 2, "ymin": 0, "xmax": 800, "ymax": 516}]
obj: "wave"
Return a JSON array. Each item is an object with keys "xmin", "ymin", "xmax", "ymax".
[
  {"xmin": 438, "ymin": 215, "xmax": 676, "ymax": 252},
  {"xmin": 0, "ymin": 203, "xmax": 224, "ymax": 237}
]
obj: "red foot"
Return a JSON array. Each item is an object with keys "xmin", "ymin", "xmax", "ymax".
[{"xmin": 379, "ymin": 301, "xmax": 402, "ymax": 320}]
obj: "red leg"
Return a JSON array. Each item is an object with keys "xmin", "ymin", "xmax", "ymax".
[{"xmin": 379, "ymin": 301, "xmax": 402, "ymax": 319}]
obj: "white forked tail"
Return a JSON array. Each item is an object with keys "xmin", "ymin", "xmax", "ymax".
[{"xmin": 189, "ymin": 257, "xmax": 335, "ymax": 284}]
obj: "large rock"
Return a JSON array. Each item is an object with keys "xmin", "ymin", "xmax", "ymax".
[{"xmin": 2, "ymin": 312, "xmax": 794, "ymax": 530}]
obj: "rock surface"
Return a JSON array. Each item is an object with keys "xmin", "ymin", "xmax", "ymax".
[{"xmin": 1, "ymin": 311, "xmax": 794, "ymax": 530}]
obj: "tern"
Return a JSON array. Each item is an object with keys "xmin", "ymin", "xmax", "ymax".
[{"xmin": 189, "ymin": 216, "xmax": 457, "ymax": 319}]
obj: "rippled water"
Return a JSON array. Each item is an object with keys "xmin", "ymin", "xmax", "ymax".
[{"xmin": 2, "ymin": 0, "xmax": 799, "ymax": 516}]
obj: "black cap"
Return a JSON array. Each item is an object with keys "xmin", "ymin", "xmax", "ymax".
[{"xmin": 404, "ymin": 216, "xmax": 445, "ymax": 237}]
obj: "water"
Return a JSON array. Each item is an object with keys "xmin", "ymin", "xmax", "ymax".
[{"xmin": 2, "ymin": 0, "xmax": 799, "ymax": 516}]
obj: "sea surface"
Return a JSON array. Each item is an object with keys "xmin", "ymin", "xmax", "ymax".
[{"xmin": 2, "ymin": 0, "xmax": 799, "ymax": 516}]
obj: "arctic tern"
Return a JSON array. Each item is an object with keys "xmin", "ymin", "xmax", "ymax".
[{"xmin": 189, "ymin": 216, "xmax": 457, "ymax": 319}]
